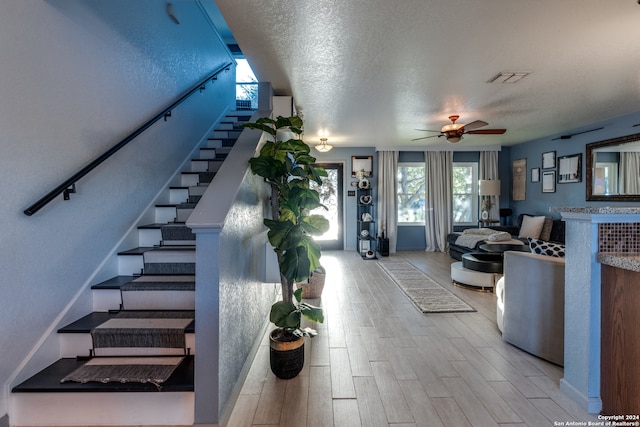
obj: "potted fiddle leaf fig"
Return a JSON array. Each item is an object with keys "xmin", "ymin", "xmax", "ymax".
[{"xmin": 244, "ymin": 115, "xmax": 329, "ymax": 379}]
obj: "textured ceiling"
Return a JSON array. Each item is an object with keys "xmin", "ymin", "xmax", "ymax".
[{"xmin": 213, "ymin": 0, "xmax": 640, "ymax": 150}]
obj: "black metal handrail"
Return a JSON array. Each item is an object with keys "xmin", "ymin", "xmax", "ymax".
[{"xmin": 24, "ymin": 62, "xmax": 233, "ymax": 216}]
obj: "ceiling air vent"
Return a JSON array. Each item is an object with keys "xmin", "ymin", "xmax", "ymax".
[{"xmin": 488, "ymin": 72, "xmax": 530, "ymax": 83}]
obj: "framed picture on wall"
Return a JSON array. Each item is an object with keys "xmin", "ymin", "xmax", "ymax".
[
  {"xmin": 351, "ymin": 156, "xmax": 372, "ymax": 177},
  {"xmin": 557, "ymin": 153, "xmax": 582, "ymax": 183},
  {"xmin": 512, "ymin": 158, "xmax": 526, "ymax": 200},
  {"xmin": 542, "ymin": 151, "xmax": 556, "ymax": 169},
  {"xmin": 531, "ymin": 168, "xmax": 540, "ymax": 183},
  {"xmin": 542, "ymin": 171, "xmax": 556, "ymax": 193}
]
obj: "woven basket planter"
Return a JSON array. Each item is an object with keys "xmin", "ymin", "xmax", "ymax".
[
  {"xmin": 269, "ymin": 329, "xmax": 305, "ymax": 379},
  {"xmin": 297, "ymin": 268, "xmax": 326, "ymax": 299}
]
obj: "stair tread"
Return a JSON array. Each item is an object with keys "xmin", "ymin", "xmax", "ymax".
[
  {"xmin": 58, "ymin": 311, "xmax": 195, "ymax": 334},
  {"xmin": 117, "ymin": 247, "xmax": 155, "ymax": 256},
  {"xmin": 138, "ymin": 223, "xmax": 181, "ymax": 230},
  {"xmin": 12, "ymin": 356, "xmax": 194, "ymax": 393},
  {"xmin": 91, "ymin": 275, "xmax": 136, "ymax": 289},
  {"xmin": 92, "ymin": 274, "xmax": 196, "ymax": 290}
]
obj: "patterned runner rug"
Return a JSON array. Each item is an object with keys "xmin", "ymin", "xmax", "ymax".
[
  {"xmin": 60, "ymin": 356, "xmax": 184, "ymax": 389},
  {"xmin": 92, "ymin": 318, "xmax": 192, "ymax": 349},
  {"xmin": 377, "ymin": 261, "xmax": 475, "ymax": 313}
]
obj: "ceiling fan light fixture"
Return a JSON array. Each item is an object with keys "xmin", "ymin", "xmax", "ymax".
[
  {"xmin": 447, "ymin": 136, "xmax": 462, "ymax": 143},
  {"xmin": 315, "ymin": 137, "xmax": 333, "ymax": 152},
  {"xmin": 441, "ymin": 123, "xmax": 464, "ymax": 133}
]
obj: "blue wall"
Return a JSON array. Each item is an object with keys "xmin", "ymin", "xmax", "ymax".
[{"xmin": 506, "ymin": 110, "xmax": 640, "ymax": 220}]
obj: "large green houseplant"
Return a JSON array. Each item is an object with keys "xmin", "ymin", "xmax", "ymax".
[{"xmin": 244, "ymin": 115, "xmax": 329, "ymax": 379}]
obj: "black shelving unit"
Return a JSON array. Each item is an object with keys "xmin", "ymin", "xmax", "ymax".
[{"xmin": 356, "ymin": 185, "xmax": 377, "ymax": 259}]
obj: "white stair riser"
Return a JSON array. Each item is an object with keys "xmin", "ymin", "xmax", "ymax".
[
  {"xmin": 212, "ymin": 130, "xmax": 230, "ymax": 138},
  {"xmin": 218, "ymin": 122, "xmax": 233, "ymax": 130},
  {"xmin": 199, "ymin": 148, "xmax": 217, "ymax": 159},
  {"xmin": 155, "ymin": 206, "xmax": 176, "ymax": 223},
  {"xmin": 92, "ymin": 289, "xmax": 123, "ymax": 312},
  {"xmin": 118, "ymin": 255, "xmax": 143, "ymax": 276},
  {"xmin": 10, "ymin": 392, "xmax": 194, "ymax": 426},
  {"xmin": 190, "ymin": 160, "xmax": 223, "ymax": 173},
  {"xmin": 206, "ymin": 138, "xmax": 222, "ymax": 148},
  {"xmin": 59, "ymin": 334, "xmax": 195, "ymax": 358},
  {"xmin": 190, "ymin": 159, "xmax": 209, "ymax": 172},
  {"xmin": 181, "ymin": 173, "xmax": 199, "ymax": 187},
  {"xmin": 169, "ymin": 188, "xmax": 189, "ymax": 204},
  {"xmin": 138, "ymin": 228, "xmax": 162, "ymax": 247}
]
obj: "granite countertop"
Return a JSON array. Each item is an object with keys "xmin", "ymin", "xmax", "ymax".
[
  {"xmin": 597, "ymin": 253, "xmax": 640, "ymax": 273},
  {"xmin": 551, "ymin": 206, "xmax": 640, "ymax": 214}
]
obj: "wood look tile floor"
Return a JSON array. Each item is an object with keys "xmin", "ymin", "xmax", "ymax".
[{"xmin": 226, "ymin": 250, "xmax": 599, "ymax": 427}]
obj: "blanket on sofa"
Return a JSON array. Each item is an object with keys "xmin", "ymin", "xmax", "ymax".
[{"xmin": 454, "ymin": 228, "xmax": 496, "ymax": 249}]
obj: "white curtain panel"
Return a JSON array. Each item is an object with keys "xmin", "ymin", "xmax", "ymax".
[
  {"xmin": 479, "ymin": 151, "xmax": 500, "ymax": 221},
  {"xmin": 377, "ymin": 151, "xmax": 399, "ymax": 253},
  {"xmin": 424, "ymin": 151, "xmax": 453, "ymax": 252},
  {"xmin": 621, "ymin": 152, "xmax": 640, "ymax": 194}
]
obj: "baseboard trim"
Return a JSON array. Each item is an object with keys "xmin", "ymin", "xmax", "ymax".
[{"xmin": 560, "ymin": 378, "xmax": 603, "ymax": 414}]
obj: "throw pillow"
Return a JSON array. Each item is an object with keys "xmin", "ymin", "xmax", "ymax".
[
  {"xmin": 518, "ymin": 215, "xmax": 546, "ymax": 239},
  {"xmin": 528, "ymin": 237, "xmax": 566, "ymax": 258},
  {"xmin": 488, "ymin": 231, "xmax": 512, "ymax": 241},
  {"xmin": 539, "ymin": 217, "xmax": 554, "ymax": 241}
]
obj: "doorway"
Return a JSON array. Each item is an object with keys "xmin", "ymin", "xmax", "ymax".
[{"xmin": 311, "ymin": 163, "xmax": 344, "ymax": 250}]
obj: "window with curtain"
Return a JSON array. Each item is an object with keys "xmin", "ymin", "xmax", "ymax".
[
  {"xmin": 397, "ymin": 163, "xmax": 425, "ymax": 224},
  {"xmin": 452, "ymin": 162, "xmax": 478, "ymax": 225}
]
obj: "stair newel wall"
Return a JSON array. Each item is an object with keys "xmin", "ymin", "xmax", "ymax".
[{"xmin": 187, "ymin": 111, "xmax": 276, "ymax": 425}]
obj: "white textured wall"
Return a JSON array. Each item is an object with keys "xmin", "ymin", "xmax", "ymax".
[{"xmin": 0, "ymin": 0, "xmax": 234, "ymax": 418}]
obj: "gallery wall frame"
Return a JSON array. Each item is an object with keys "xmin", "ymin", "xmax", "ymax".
[
  {"xmin": 557, "ymin": 153, "xmax": 582, "ymax": 183},
  {"xmin": 351, "ymin": 156, "xmax": 372, "ymax": 177},
  {"xmin": 531, "ymin": 168, "xmax": 540, "ymax": 183},
  {"xmin": 512, "ymin": 158, "xmax": 526, "ymax": 200},
  {"xmin": 542, "ymin": 151, "xmax": 556, "ymax": 169},
  {"xmin": 542, "ymin": 170, "xmax": 556, "ymax": 193}
]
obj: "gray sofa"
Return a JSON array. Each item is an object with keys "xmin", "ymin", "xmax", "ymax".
[{"xmin": 495, "ymin": 250, "xmax": 565, "ymax": 366}]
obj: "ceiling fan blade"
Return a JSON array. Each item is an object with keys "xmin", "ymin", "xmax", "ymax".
[
  {"xmin": 461, "ymin": 120, "xmax": 488, "ymax": 132},
  {"xmin": 414, "ymin": 129, "xmax": 440, "ymax": 133},
  {"xmin": 466, "ymin": 129, "xmax": 506, "ymax": 135},
  {"xmin": 411, "ymin": 135, "xmax": 439, "ymax": 141}
]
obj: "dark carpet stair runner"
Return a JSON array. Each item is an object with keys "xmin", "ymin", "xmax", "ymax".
[{"xmin": 12, "ymin": 112, "xmax": 251, "ymax": 398}]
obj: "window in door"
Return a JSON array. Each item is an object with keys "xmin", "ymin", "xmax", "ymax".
[
  {"xmin": 452, "ymin": 162, "xmax": 478, "ymax": 226},
  {"xmin": 310, "ymin": 163, "xmax": 343, "ymax": 250},
  {"xmin": 397, "ymin": 163, "xmax": 425, "ymax": 224}
]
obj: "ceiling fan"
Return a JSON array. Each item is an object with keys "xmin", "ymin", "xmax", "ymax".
[{"xmin": 412, "ymin": 115, "xmax": 507, "ymax": 143}]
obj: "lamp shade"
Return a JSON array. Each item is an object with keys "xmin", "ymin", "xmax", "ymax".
[{"xmin": 479, "ymin": 180, "xmax": 501, "ymax": 196}]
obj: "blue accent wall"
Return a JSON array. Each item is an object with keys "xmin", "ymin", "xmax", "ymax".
[{"xmin": 506, "ymin": 110, "xmax": 640, "ymax": 220}]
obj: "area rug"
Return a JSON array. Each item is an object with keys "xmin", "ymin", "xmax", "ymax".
[
  {"xmin": 60, "ymin": 356, "xmax": 184, "ymax": 390},
  {"xmin": 377, "ymin": 261, "xmax": 475, "ymax": 313}
]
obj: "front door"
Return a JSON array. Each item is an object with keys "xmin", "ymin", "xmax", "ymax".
[{"xmin": 311, "ymin": 163, "xmax": 344, "ymax": 250}]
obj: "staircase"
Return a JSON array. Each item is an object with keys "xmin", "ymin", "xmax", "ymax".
[{"xmin": 10, "ymin": 112, "xmax": 252, "ymax": 426}]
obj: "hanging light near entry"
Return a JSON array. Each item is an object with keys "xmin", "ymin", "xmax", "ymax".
[{"xmin": 315, "ymin": 137, "xmax": 333, "ymax": 152}]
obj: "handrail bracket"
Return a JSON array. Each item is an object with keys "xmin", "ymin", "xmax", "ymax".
[{"xmin": 63, "ymin": 184, "xmax": 76, "ymax": 201}]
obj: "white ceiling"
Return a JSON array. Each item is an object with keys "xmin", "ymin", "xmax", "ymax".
[{"xmin": 213, "ymin": 0, "xmax": 640, "ymax": 150}]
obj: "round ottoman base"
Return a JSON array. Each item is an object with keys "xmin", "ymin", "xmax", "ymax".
[{"xmin": 450, "ymin": 261, "xmax": 497, "ymax": 292}]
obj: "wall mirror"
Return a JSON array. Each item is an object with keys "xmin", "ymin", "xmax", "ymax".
[{"xmin": 586, "ymin": 132, "xmax": 640, "ymax": 201}]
